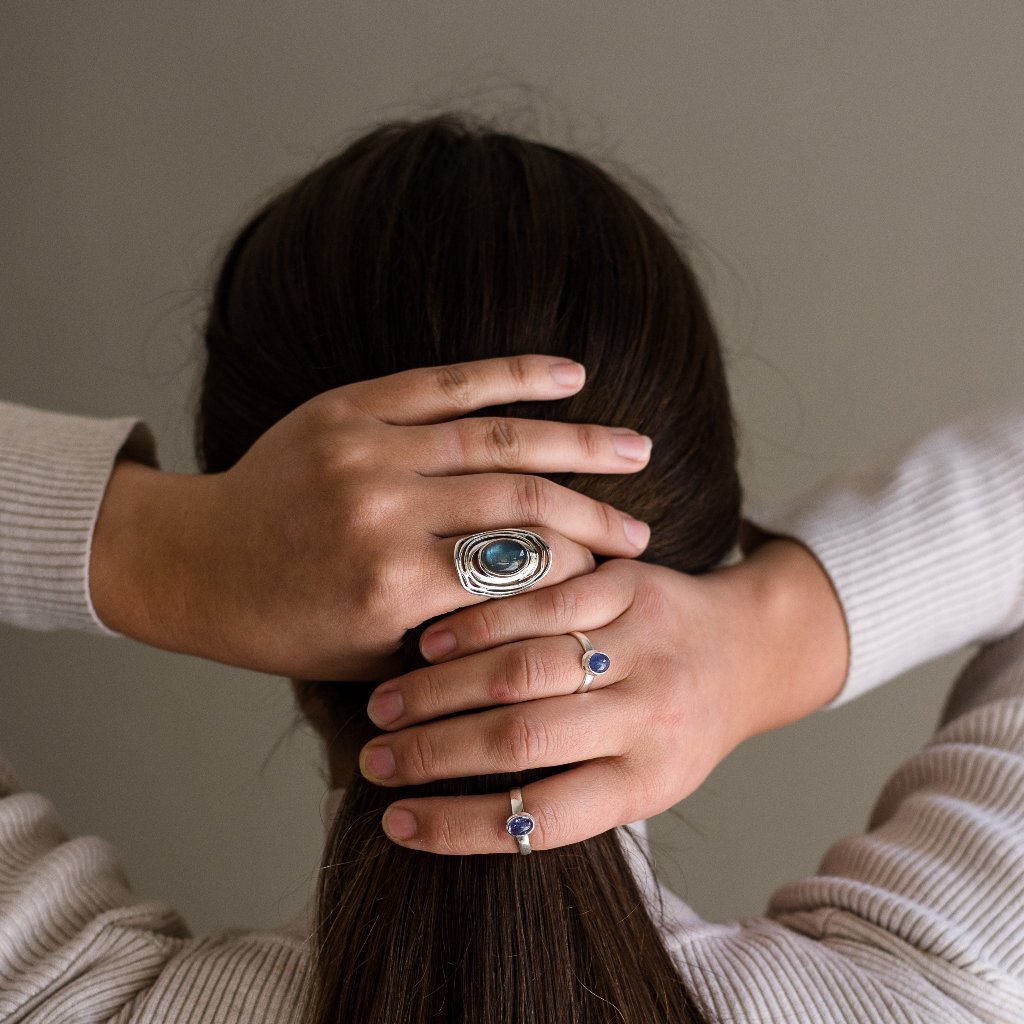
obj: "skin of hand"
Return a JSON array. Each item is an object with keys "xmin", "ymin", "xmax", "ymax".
[
  {"xmin": 89, "ymin": 355, "xmax": 655, "ymax": 680},
  {"xmin": 359, "ymin": 535, "xmax": 851, "ymax": 853}
]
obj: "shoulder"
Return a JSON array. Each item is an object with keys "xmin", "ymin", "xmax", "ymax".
[
  {"xmin": 648, "ymin": 627, "xmax": 1024, "ymax": 1023},
  {"xmin": 123, "ymin": 928, "xmax": 309, "ymax": 1022}
]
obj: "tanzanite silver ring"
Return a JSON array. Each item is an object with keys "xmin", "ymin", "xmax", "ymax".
[
  {"xmin": 506, "ymin": 786, "xmax": 535, "ymax": 854},
  {"xmin": 454, "ymin": 529, "xmax": 553, "ymax": 598},
  {"xmin": 569, "ymin": 631, "xmax": 611, "ymax": 693}
]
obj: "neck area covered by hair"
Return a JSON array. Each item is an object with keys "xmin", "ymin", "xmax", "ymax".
[{"xmin": 324, "ymin": 786, "xmax": 345, "ymax": 828}]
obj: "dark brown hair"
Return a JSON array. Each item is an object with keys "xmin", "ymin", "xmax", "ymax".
[{"xmin": 197, "ymin": 113, "xmax": 741, "ymax": 1023}]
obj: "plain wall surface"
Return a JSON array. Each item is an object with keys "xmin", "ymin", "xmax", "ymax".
[{"xmin": 2, "ymin": 2, "xmax": 1022, "ymax": 935}]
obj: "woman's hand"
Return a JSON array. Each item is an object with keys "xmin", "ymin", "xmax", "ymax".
[
  {"xmin": 89, "ymin": 355, "xmax": 654, "ymax": 679},
  {"xmin": 360, "ymin": 537, "xmax": 850, "ymax": 853}
]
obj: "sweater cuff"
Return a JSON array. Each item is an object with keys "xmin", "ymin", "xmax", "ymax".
[
  {"xmin": 0, "ymin": 403, "xmax": 159, "ymax": 635},
  {"xmin": 745, "ymin": 407, "xmax": 1024, "ymax": 710}
]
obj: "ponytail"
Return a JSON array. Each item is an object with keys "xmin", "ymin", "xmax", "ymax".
[{"xmin": 298, "ymin": 684, "xmax": 705, "ymax": 1023}]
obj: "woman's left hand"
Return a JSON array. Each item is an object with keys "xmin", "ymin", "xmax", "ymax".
[{"xmin": 359, "ymin": 537, "xmax": 849, "ymax": 853}]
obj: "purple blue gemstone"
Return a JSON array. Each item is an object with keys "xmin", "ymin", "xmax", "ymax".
[
  {"xmin": 506, "ymin": 813, "xmax": 535, "ymax": 837},
  {"xmin": 481, "ymin": 540, "xmax": 529, "ymax": 575},
  {"xmin": 585, "ymin": 651, "xmax": 611, "ymax": 674}
]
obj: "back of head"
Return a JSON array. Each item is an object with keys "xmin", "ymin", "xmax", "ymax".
[{"xmin": 198, "ymin": 113, "xmax": 740, "ymax": 1023}]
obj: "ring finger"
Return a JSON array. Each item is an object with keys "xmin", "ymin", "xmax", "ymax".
[
  {"xmin": 413, "ymin": 528, "xmax": 594, "ymax": 623},
  {"xmin": 367, "ymin": 626, "xmax": 626, "ymax": 730},
  {"xmin": 359, "ymin": 687, "xmax": 631, "ymax": 788}
]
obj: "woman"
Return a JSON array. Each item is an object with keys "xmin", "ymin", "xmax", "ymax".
[{"xmin": 2, "ymin": 114, "xmax": 1023, "ymax": 1022}]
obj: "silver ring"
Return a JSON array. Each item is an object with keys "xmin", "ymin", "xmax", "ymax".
[
  {"xmin": 454, "ymin": 529, "xmax": 552, "ymax": 598},
  {"xmin": 506, "ymin": 786, "xmax": 535, "ymax": 854},
  {"xmin": 569, "ymin": 630, "xmax": 612, "ymax": 694}
]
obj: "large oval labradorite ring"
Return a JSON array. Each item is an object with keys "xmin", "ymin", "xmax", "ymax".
[
  {"xmin": 506, "ymin": 786, "xmax": 535, "ymax": 855},
  {"xmin": 454, "ymin": 529, "xmax": 553, "ymax": 598},
  {"xmin": 569, "ymin": 630, "xmax": 611, "ymax": 694}
]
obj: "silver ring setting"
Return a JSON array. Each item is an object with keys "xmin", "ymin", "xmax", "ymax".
[
  {"xmin": 569, "ymin": 630, "xmax": 611, "ymax": 694},
  {"xmin": 454, "ymin": 529, "xmax": 552, "ymax": 598},
  {"xmin": 506, "ymin": 786, "xmax": 535, "ymax": 854}
]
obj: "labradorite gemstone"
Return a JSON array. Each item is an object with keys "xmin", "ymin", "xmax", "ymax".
[
  {"xmin": 507, "ymin": 814, "xmax": 535, "ymax": 837},
  {"xmin": 481, "ymin": 539, "xmax": 529, "ymax": 575},
  {"xmin": 586, "ymin": 651, "xmax": 611, "ymax": 674}
]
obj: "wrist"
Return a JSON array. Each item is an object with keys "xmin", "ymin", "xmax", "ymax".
[
  {"xmin": 736, "ymin": 537, "xmax": 851, "ymax": 740},
  {"xmin": 89, "ymin": 460, "xmax": 220, "ymax": 656}
]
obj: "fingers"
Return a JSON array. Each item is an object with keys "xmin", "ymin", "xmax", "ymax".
[
  {"xmin": 410, "ymin": 417, "xmax": 652, "ymax": 476},
  {"xmin": 342, "ymin": 355, "xmax": 587, "ymax": 425},
  {"xmin": 426, "ymin": 474, "xmax": 650, "ymax": 557},
  {"xmin": 359, "ymin": 688, "xmax": 631, "ymax": 789},
  {"xmin": 379, "ymin": 758, "xmax": 647, "ymax": 855},
  {"xmin": 367, "ymin": 627, "xmax": 624, "ymax": 729},
  {"xmin": 412, "ymin": 528, "xmax": 597, "ymax": 622},
  {"xmin": 417, "ymin": 562, "xmax": 635, "ymax": 663}
]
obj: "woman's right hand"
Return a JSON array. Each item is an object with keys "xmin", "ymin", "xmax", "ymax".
[{"xmin": 89, "ymin": 355, "xmax": 653, "ymax": 680}]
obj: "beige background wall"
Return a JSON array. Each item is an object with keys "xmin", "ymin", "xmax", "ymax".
[{"xmin": 2, "ymin": 2, "xmax": 1022, "ymax": 935}]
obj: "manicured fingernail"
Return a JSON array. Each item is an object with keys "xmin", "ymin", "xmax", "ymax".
[
  {"xmin": 612, "ymin": 432, "xmax": 653, "ymax": 461},
  {"xmin": 623, "ymin": 515, "xmax": 650, "ymax": 549},
  {"xmin": 367, "ymin": 689, "xmax": 404, "ymax": 726},
  {"xmin": 383, "ymin": 807, "xmax": 418, "ymax": 841},
  {"xmin": 421, "ymin": 629, "xmax": 456, "ymax": 660},
  {"xmin": 549, "ymin": 360, "xmax": 585, "ymax": 388},
  {"xmin": 362, "ymin": 745, "xmax": 396, "ymax": 781}
]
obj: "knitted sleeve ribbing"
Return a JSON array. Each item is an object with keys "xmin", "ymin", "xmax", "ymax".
[
  {"xmin": 745, "ymin": 404, "xmax": 1024, "ymax": 708},
  {"xmin": 0, "ymin": 400, "xmax": 158, "ymax": 634}
]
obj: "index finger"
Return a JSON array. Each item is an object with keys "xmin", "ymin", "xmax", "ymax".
[{"xmin": 342, "ymin": 355, "xmax": 586, "ymax": 425}]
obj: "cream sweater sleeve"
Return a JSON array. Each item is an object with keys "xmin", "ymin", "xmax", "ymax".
[
  {"xmin": 746, "ymin": 403, "xmax": 1024, "ymax": 708},
  {"xmin": 0, "ymin": 400, "xmax": 157, "ymax": 635}
]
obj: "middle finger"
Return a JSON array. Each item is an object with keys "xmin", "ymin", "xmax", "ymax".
[{"xmin": 358, "ymin": 687, "xmax": 632, "ymax": 788}]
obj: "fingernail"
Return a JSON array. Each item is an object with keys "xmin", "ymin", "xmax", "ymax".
[
  {"xmin": 612, "ymin": 432, "xmax": 653, "ymax": 461},
  {"xmin": 383, "ymin": 807, "xmax": 418, "ymax": 841},
  {"xmin": 367, "ymin": 689, "xmax": 404, "ymax": 726},
  {"xmin": 362, "ymin": 745, "xmax": 396, "ymax": 781},
  {"xmin": 421, "ymin": 629, "xmax": 456, "ymax": 660},
  {"xmin": 623, "ymin": 515, "xmax": 650, "ymax": 549},
  {"xmin": 549, "ymin": 360, "xmax": 585, "ymax": 388}
]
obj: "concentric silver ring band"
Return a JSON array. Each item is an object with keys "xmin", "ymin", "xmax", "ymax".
[{"xmin": 454, "ymin": 529, "xmax": 552, "ymax": 598}]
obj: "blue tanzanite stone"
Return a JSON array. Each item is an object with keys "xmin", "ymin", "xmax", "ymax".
[
  {"xmin": 481, "ymin": 539, "xmax": 529, "ymax": 576},
  {"xmin": 506, "ymin": 813, "xmax": 535, "ymax": 837},
  {"xmin": 585, "ymin": 651, "xmax": 611, "ymax": 674}
]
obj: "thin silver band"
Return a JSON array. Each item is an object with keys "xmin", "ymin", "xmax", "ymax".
[
  {"xmin": 570, "ymin": 630, "xmax": 597, "ymax": 693},
  {"xmin": 507, "ymin": 787, "xmax": 533, "ymax": 855}
]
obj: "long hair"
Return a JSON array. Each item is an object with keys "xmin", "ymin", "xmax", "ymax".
[{"xmin": 196, "ymin": 114, "xmax": 741, "ymax": 1023}]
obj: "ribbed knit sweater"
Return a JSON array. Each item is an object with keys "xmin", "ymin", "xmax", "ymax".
[{"xmin": 2, "ymin": 399, "xmax": 1024, "ymax": 1023}]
